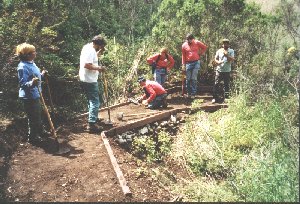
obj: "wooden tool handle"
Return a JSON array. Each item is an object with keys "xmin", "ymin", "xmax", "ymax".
[{"xmin": 37, "ymin": 86, "xmax": 57, "ymax": 138}]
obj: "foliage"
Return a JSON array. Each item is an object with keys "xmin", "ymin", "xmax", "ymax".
[
  {"xmin": 234, "ymin": 142, "xmax": 299, "ymax": 202},
  {"xmin": 172, "ymin": 178, "xmax": 239, "ymax": 202},
  {"xmin": 132, "ymin": 130, "xmax": 172, "ymax": 163},
  {"xmin": 1, "ymin": 0, "xmax": 299, "ymax": 202},
  {"xmin": 173, "ymin": 91, "xmax": 298, "ymax": 201}
]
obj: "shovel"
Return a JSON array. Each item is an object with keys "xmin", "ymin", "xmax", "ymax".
[
  {"xmin": 44, "ymin": 74, "xmax": 55, "ymax": 113},
  {"xmin": 102, "ymin": 73, "xmax": 113, "ymax": 126},
  {"xmin": 37, "ymin": 84, "xmax": 70, "ymax": 155}
]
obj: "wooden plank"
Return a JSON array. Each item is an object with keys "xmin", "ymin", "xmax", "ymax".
[
  {"xmin": 101, "ymin": 132, "xmax": 132, "ymax": 197},
  {"xmin": 104, "ymin": 107, "xmax": 190, "ymax": 137}
]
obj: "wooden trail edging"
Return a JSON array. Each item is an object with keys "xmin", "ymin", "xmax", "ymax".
[
  {"xmin": 104, "ymin": 107, "xmax": 190, "ymax": 137},
  {"xmin": 99, "ymin": 102, "xmax": 227, "ymax": 196},
  {"xmin": 101, "ymin": 132, "xmax": 132, "ymax": 197}
]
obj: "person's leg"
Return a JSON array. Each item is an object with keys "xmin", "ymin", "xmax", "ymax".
[
  {"xmin": 81, "ymin": 82, "xmax": 100, "ymax": 123},
  {"xmin": 23, "ymin": 99, "xmax": 43, "ymax": 142},
  {"xmin": 154, "ymin": 69, "xmax": 163, "ymax": 85},
  {"xmin": 82, "ymin": 82, "xmax": 103, "ymax": 133},
  {"xmin": 148, "ymin": 93, "xmax": 167, "ymax": 109},
  {"xmin": 186, "ymin": 64, "xmax": 193, "ymax": 96},
  {"xmin": 160, "ymin": 68, "xmax": 167, "ymax": 86},
  {"xmin": 223, "ymin": 72, "xmax": 230, "ymax": 98},
  {"xmin": 190, "ymin": 61, "xmax": 200, "ymax": 96},
  {"xmin": 212, "ymin": 71, "xmax": 221, "ymax": 100}
]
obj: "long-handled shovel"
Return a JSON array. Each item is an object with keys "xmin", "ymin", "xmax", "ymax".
[
  {"xmin": 44, "ymin": 74, "xmax": 55, "ymax": 113},
  {"xmin": 37, "ymin": 85, "xmax": 70, "ymax": 155},
  {"xmin": 102, "ymin": 73, "xmax": 113, "ymax": 126}
]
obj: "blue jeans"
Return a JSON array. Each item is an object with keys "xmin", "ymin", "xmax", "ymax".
[
  {"xmin": 22, "ymin": 98, "xmax": 43, "ymax": 140},
  {"xmin": 186, "ymin": 60, "xmax": 200, "ymax": 95},
  {"xmin": 154, "ymin": 68, "xmax": 167, "ymax": 85},
  {"xmin": 81, "ymin": 82, "xmax": 100, "ymax": 123},
  {"xmin": 148, "ymin": 93, "xmax": 168, "ymax": 109}
]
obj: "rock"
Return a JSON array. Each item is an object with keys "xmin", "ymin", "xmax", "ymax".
[
  {"xmin": 170, "ymin": 115, "xmax": 176, "ymax": 123},
  {"xmin": 160, "ymin": 121, "xmax": 168, "ymax": 127},
  {"xmin": 116, "ymin": 138, "xmax": 127, "ymax": 145},
  {"xmin": 139, "ymin": 127, "xmax": 148, "ymax": 135}
]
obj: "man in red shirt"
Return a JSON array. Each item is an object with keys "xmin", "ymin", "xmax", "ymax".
[
  {"xmin": 137, "ymin": 76, "xmax": 168, "ymax": 109},
  {"xmin": 182, "ymin": 33, "xmax": 208, "ymax": 99},
  {"xmin": 147, "ymin": 47, "xmax": 175, "ymax": 86}
]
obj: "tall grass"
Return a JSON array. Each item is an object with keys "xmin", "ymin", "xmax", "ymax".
[{"xmin": 171, "ymin": 91, "xmax": 299, "ymax": 202}]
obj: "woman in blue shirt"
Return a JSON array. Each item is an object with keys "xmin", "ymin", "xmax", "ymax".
[{"xmin": 16, "ymin": 43, "xmax": 47, "ymax": 145}]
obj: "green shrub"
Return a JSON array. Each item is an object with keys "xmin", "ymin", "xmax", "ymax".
[
  {"xmin": 132, "ymin": 131, "xmax": 172, "ymax": 163},
  {"xmin": 234, "ymin": 143, "xmax": 299, "ymax": 202}
]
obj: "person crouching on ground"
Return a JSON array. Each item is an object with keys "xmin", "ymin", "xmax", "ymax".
[
  {"xmin": 137, "ymin": 76, "xmax": 168, "ymax": 109},
  {"xmin": 16, "ymin": 43, "xmax": 48, "ymax": 145},
  {"xmin": 146, "ymin": 47, "xmax": 175, "ymax": 86}
]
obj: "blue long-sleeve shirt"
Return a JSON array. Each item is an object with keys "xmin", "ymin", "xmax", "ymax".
[{"xmin": 17, "ymin": 61, "xmax": 42, "ymax": 99}]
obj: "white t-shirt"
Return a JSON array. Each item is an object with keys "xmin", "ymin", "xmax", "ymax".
[{"xmin": 79, "ymin": 43, "xmax": 99, "ymax": 83}]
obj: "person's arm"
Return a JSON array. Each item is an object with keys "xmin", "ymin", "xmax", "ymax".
[
  {"xmin": 145, "ymin": 85, "xmax": 156, "ymax": 103},
  {"xmin": 167, "ymin": 54, "xmax": 175, "ymax": 72},
  {"xmin": 18, "ymin": 66, "xmax": 37, "ymax": 88},
  {"xmin": 147, "ymin": 54, "xmax": 159, "ymax": 65},
  {"xmin": 214, "ymin": 50, "xmax": 223, "ymax": 65},
  {"xmin": 224, "ymin": 49, "xmax": 235, "ymax": 62},
  {"xmin": 84, "ymin": 63, "xmax": 106, "ymax": 72},
  {"xmin": 197, "ymin": 41, "xmax": 208, "ymax": 56}
]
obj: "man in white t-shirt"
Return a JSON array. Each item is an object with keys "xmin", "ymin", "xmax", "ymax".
[{"xmin": 79, "ymin": 35, "xmax": 106, "ymax": 133}]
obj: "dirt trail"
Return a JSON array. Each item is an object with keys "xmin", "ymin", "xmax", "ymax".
[
  {"xmin": 1, "ymin": 85, "xmax": 218, "ymax": 202},
  {"xmin": 6, "ymin": 132, "xmax": 125, "ymax": 202}
]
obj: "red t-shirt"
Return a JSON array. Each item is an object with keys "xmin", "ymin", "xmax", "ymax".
[
  {"xmin": 142, "ymin": 80, "xmax": 167, "ymax": 103},
  {"xmin": 147, "ymin": 53, "xmax": 175, "ymax": 72},
  {"xmin": 182, "ymin": 39, "xmax": 207, "ymax": 64}
]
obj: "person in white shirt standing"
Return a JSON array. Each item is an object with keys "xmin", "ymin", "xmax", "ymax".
[{"xmin": 79, "ymin": 35, "xmax": 106, "ymax": 133}]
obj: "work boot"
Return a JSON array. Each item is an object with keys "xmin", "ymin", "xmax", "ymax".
[
  {"xmin": 29, "ymin": 136, "xmax": 45, "ymax": 145},
  {"xmin": 190, "ymin": 95, "xmax": 195, "ymax": 99},
  {"xmin": 87, "ymin": 123, "xmax": 103, "ymax": 133},
  {"xmin": 41, "ymin": 130, "xmax": 51, "ymax": 138}
]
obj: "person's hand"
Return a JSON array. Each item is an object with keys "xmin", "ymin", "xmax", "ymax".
[
  {"xmin": 223, "ymin": 50, "xmax": 228, "ymax": 57},
  {"xmin": 97, "ymin": 47, "xmax": 105, "ymax": 56},
  {"xmin": 136, "ymin": 97, "xmax": 143, "ymax": 103},
  {"xmin": 181, "ymin": 65, "xmax": 186, "ymax": 73},
  {"xmin": 142, "ymin": 100, "xmax": 148, "ymax": 106},
  {"xmin": 32, "ymin": 77, "xmax": 39, "ymax": 86},
  {"xmin": 98, "ymin": 65, "xmax": 106, "ymax": 72},
  {"xmin": 41, "ymin": 70, "xmax": 48, "ymax": 76},
  {"xmin": 212, "ymin": 60, "xmax": 218, "ymax": 67}
]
